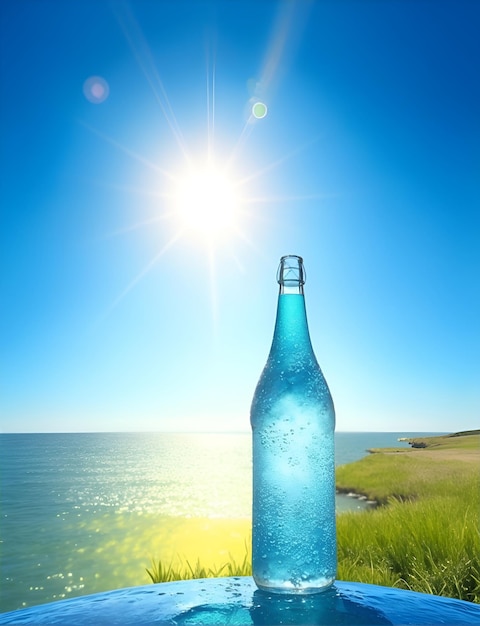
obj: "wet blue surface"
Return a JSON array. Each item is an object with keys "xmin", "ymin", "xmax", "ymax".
[{"xmin": 1, "ymin": 577, "xmax": 479, "ymax": 625}]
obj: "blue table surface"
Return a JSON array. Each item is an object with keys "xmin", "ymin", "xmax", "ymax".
[{"xmin": 1, "ymin": 577, "xmax": 479, "ymax": 625}]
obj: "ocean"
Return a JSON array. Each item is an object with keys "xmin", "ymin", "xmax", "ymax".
[{"xmin": 0, "ymin": 431, "xmax": 438, "ymax": 612}]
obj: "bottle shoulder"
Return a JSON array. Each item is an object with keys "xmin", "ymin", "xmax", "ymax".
[
  {"xmin": 261, "ymin": 343, "xmax": 323, "ymax": 381},
  {"xmin": 251, "ymin": 358, "xmax": 334, "ymax": 416}
]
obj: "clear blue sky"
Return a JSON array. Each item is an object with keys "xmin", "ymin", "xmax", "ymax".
[{"xmin": 1, "ymin": 0, "xmax": 479, "ymax": 433}]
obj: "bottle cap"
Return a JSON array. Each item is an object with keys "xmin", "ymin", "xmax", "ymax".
[{"xmin": 277, "ymin": 255, "xmax": 306, "ymax": 286}]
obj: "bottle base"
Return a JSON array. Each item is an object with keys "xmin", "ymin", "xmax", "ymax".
[{"xmin": 254, "ymin": 576, "xmax": 335, "ymax": 595}]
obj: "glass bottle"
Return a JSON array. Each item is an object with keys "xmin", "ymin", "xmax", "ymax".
[{"xmin": 250, "ymin": 255, "xmax": 336, "ymax": 594}]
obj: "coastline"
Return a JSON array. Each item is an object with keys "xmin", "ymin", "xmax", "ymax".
[
  {"xmin": 2, "ymin": 431, "xmax": 477, "ymax": 611},
  {"xmin": 147, "ymin": 429, "xmax": 480, "ymax": 603},
  {"xmin": 367, "ymin": 429, "xmax": 480, "ymax": 456},
  {"xmin": 336, "ymin": 489, "xmax": 378, "ymax": 508},
  {"xmin": 335, "ymin": 429, "xmax": 480, "ymax": 603},
  {"xmin": 336, "ymin": 429, "xmax": 480, "ymax": 505},
  {"xmin": 0, "ymin": 431, "xmax": 411, "ymax": 613}
]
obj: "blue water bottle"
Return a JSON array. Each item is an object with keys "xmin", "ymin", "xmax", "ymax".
[{"xmin": 251, "ymin": 255, "xmax": 336, "ymax": 594}]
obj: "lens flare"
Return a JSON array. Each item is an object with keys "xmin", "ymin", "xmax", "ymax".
[
  {"xmin": 252, "ymin": 101, "xmax": 268, "ymax": 119},
  {"xmin": 83, "ymin": 76, "xmax": 110, "ymax": 104}
]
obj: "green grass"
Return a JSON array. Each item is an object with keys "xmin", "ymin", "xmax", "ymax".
[
  {"xmin": 371, "ymin": 432, "xmax": 480, "ymax": 453},
  {"xmin": 336, "ymin": 431, "xmax": 480, "ymax": 603},
  {"xmin": 411, "ymin": 431, "xmax": 480, "ymax": 449},
  {"xmin": 146, "ymin": 431, "xmax": 480, "ymax": 603},
  {"xmin": 336, "ymin": 487, "xmax": 480, "ymax": 602},
  {"xmin": 146, "ymin": 551, "xmax": 252, "ymax": 584},
  {"xmin": 336, "ymin": 451, "xmax": 476, "ymax": 504}
]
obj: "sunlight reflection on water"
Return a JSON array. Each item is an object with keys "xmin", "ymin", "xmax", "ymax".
[{"xmin": 1, "ymin": 432, "xmax": 378, "ymax": 611}]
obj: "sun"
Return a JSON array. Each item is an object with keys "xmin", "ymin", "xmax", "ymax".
[
  {"xmin": 171, "ymin": 161, "xmax": 242, "ymax": 243},
  {"xmin": 92, "ymin": 5, "xmax": 301, "ymax": 321}
]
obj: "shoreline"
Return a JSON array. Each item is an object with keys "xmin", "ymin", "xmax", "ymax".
[
  {"xmin": 336, "ymin": 429, "xmax": 480, "ymax": 506},
  {"xmin": 335, "ymin": 429, "xmax": 480, "ymax": 603},
  {"xmin": 366, "ymin": 430, "xmax": 480, "ymax": 462},
  {"xmin": 336, "ymin": 487, "xmax": 378, "ymax": 507}
]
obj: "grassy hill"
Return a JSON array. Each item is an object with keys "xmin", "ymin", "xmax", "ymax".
[{"xmin": 336, "ymin": 429, "xmax": 480, "ymax": 602}]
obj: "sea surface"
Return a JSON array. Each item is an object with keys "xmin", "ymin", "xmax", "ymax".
[{"xmin": 0, "ymin": 431, "xmax": 439, "ymax": 612}]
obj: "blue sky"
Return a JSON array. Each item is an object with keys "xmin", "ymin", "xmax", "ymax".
[{"xmin": 1, "ymin": 0, "xmax": 479, "ymax": 433}]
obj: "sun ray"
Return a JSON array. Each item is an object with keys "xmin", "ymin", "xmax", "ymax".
[
  {"xmin": 236, "ymin": 135, "xmax": 323, "ymax": 188},
  {"xmin": 258, "ymin": 0, "xmax": 313, "ymax": 99},
  {"xmin": 225, "ymin": 120, "xmax": 256, "ymax": 171},
  {"xmin": 211, "ymin": 57, "xmax": 216, "ymax": 148},
  {"xmin": 207, "ymin": 246, "xmax": 219, "ymax": 342},
  {"xmin": 206, "ymin": 43, "xmax": 217, "ymax": 163},
  {"xmin": 94, "ymin": 231, "xmax": 183, "ymax": 327},
  {"xmin": 242, "ymin": 191, "xmax": 340, "ymax": 205},
  {"xmin": 226, "ymin": 250, "xmax": 247, "ymax": 274},
  {"xmin": 99, "ymin": 214, "xmax": 175, "ymax": 241},
  {"xmin": 113, "ymin": 1, "xmax": 190, "ymax": 162},
  {"xmin": 225, "ymin": 1, "xmax": 314, "ymax": 173},
  {"xmin": 206, "ymin": 51, "xmax": 211, "ymax": 156},
  {"xmin": 79, "ymin": 121, "xmax": 176, "ymax": 181},
  {"xmin": 234, "ymin": 228, "xmax": 274, "ymax": 267},
  {"xmin": 84, "ymin": 180, "xmax": 173, "ymax": 200}
]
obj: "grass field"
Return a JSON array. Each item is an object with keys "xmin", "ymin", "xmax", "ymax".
[
  {"xmin": 147, "ymin": 431, "xmax": 480, "ymax": 603},
  {"xmin": 336, "ymin": 431, "xmax": 480, "ymax": 602}
]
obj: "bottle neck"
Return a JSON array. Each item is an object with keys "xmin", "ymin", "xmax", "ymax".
[
  {"xmin": 270, "ymin": 253, "xmax": 315, "ymax": 360},
  {"xmin": 279, "ymin": 282, "xmax": 304, "ymax": 296},
  {"xmin": 271, "ymin": 291, "xmax": 314, "ymax": 355}
]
